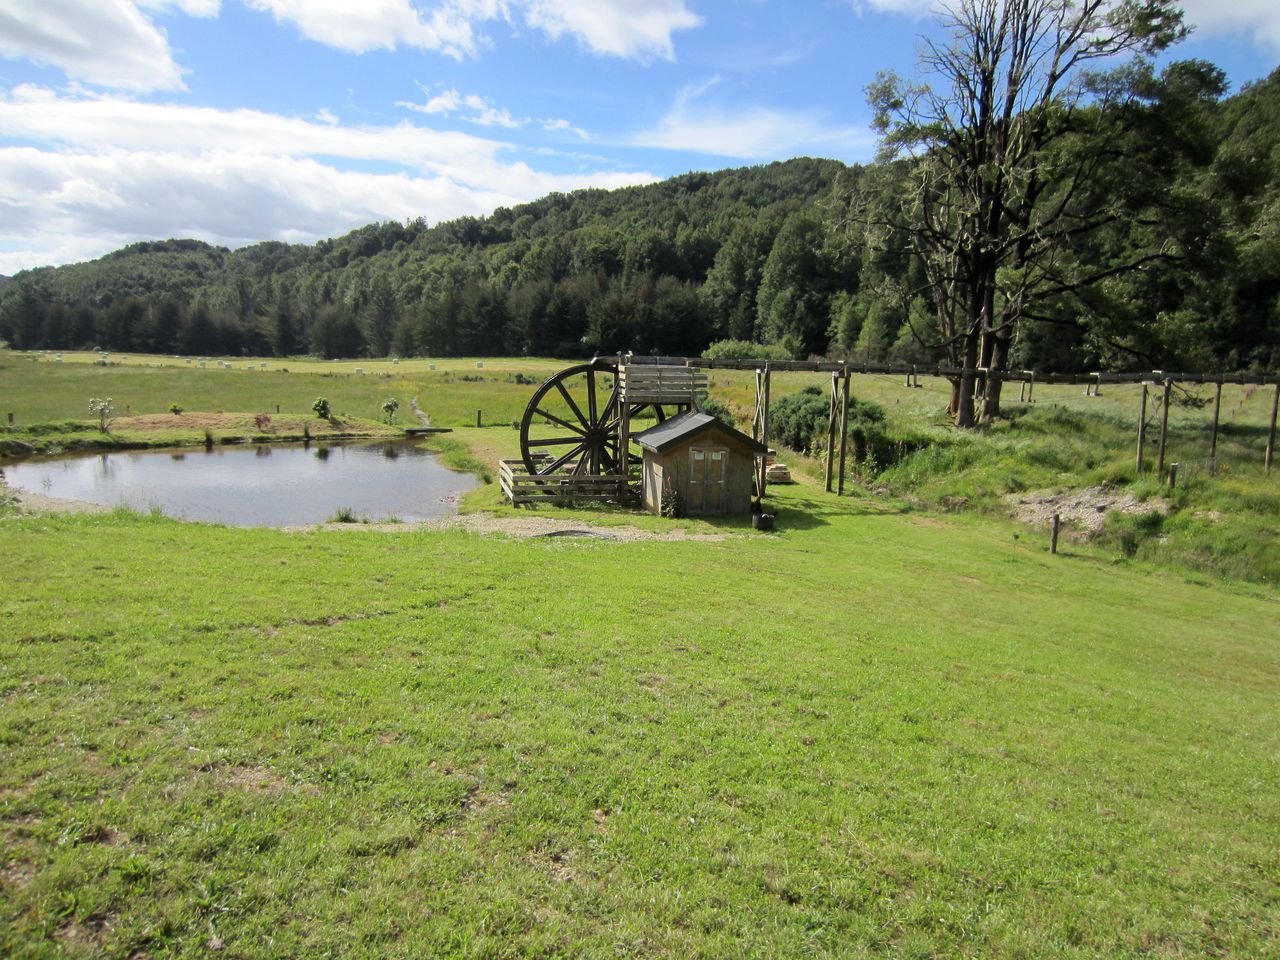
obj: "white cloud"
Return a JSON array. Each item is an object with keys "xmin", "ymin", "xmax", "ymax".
[
  {"xmin": 1178, "ymin": 0, "xmax": 1280, "ymax": 51},
  {"xmin": 629, "ymin": 78, "xmax": 876, "ymax": 160},
  {"xmin": 242, "ymin": 0, "xmax": 482, "ymax": 56},
  {"xmin": 399, "ymin": 87, "xmax": 522, "ymax": 127},
  {"xmin": 240, "ymin": 0, "xmax": 700, "ymax": 61},
  {"xmin": 0, "ymin": 0, "xmax": 187, "ymax": 92},
  {"xmin": 522, "ymin": 0, "xmax": 701, "ymax": 60},
  {"xmin": 398, "ymin": 86, "xmax": 587, "ymax": 136},
  {"xmin": 0, "ymin": 87, "xmax": 655, "ymax": 271},
  {"xmin": 137, "ymin": 0, "xmax": 221, "ymax": 16}
]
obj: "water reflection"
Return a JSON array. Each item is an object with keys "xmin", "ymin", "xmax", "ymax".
[{"xmin": 3, "ymin": 440, "xmax": 477, "ymax": 526}]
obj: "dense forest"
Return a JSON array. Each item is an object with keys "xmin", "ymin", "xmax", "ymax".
[{"xmin": 2, "ymin": 66, "xmax": 1277, "ymax": 378}]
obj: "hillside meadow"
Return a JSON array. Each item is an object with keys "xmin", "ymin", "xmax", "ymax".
[{"xmin": 1, "ymin": 349, "xmax": 1279, "ymax": 956}]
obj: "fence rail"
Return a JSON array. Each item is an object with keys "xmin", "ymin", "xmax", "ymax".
[{"xmin": 499, "ymin": 460, "xmax": 638, "ymax": 506}]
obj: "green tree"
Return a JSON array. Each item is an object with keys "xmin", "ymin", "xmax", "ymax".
[{"xmin": 853, "ymin": 0, "xmax": 1186, "ymax": 425}]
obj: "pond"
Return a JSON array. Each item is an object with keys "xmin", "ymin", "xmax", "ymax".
[{"xmin": 1, "ymin": 440, "xmax": 479, "ymax": 526}]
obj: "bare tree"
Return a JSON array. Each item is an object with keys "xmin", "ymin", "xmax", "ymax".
[{"xmin": 846, "ymin": 0, "xmax": 1185, "ymax": 426}]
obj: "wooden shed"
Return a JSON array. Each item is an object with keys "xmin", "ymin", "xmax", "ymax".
[{"xmin": 631, "ymin": 412, "xmax": 766, "ymax": 516}]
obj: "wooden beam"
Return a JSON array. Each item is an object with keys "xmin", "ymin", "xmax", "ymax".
[
  {"xmin": 1157, "ymin": 379, "xmax": 1172, "ymax": 476},
  {"xmin": 837, "ymin": 369, "xmax": 851, "ymax": 496},
  {"xmin": 1136, "ymin": 383, "xmax": 1148, "ymax": 475},
  {"xmin": 825, "ymin": 371, "xmax": 838, "ymax": 493},
  {"xmin": 760, "ymin": 364, "xmax": 772, "ymax": 498},
  {"xmin": 1267, "ymin": 381, "xmax": 1279, "ymax": 473},
  {"xmin": 1209, "ymin": 380, "xmax": 1222, "ymax": 462}
]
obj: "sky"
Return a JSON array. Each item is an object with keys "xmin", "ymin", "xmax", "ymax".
[{"xmin": 0, "ymin": 0, "xmax": 1276, "ymax": 275}]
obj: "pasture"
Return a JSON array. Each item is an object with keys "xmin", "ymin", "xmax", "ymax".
[{"xmin": 1, "ymin": 349, "xmax": 1279, "ymax": 956}]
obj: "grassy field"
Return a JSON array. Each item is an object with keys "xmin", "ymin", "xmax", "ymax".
[
  {"xmin": 2, "ymin": 493, "xmax": 1278, "ymax": 958},
  {"xmin": 1, "ymin": 349, "xmax": 1279, "ymax": 955}
]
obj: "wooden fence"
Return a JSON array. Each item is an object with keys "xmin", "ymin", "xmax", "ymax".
[{"xmin": 499, "ymin": 459, "xmax": 637, "ymax": 506}]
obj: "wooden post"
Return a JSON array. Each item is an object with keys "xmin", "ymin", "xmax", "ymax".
[
  {"xmin": 476, "ymin": 408, "xmax": 482, "ymax": 428},
  {"xmin": 1051, "ymin": 514, "xmax": 1060, "ymax": 555},
  {"xmin": 618, "ymin": 363, "xmax": 631, "ymax": 499},
  {"xmin": 1157, "ymin": 379, "xmax": 1172, "ymax": 476},
  {"xmin": 1019, "ymin": 380, "xmax": 1026, "ymax": 402},
  {"xmin": 276, "ymin": 404, "xmax": 280, "ymax": 414},
  {"xmin": 1136, "ymin": 383, "xmax": 1148, "ymax": 474},
  {"xmin": 837, "ymin": 370, "xmax": 851, "ymax": 496},
  {"xmin": 1168, "ymin": 462, "xmax": 1178, "ymax": 492},
  {"xmin": 1209, "ymin": 381, "xmax": 1222, "ymax": 462},
  {"xmin": 1266, "ymin": 381, "xmax": 1279, "ymax": 473},
  {"xmin": 1027, "ymin": 372, "xmax": 1035, "ymax": 403},
  {"xmin": 760, "ymin": 364, "xmax": 771, "ymax": 497},
  {"xmin": 6, "ymin": 413, "xmax": 12, "ymax": 426},
  {"xmin": 825, "ymin": 372, "xmax": 838, "ymax": 493}
]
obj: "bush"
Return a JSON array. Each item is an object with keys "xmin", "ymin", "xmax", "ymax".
[
  {"xmin": 254, "ymin": 413, "xmax": 272, "ymax": 430},
  {"xmin": 169, "ymin": 403, "xmax": 183, "ymax": 415},
  {"xmin": 698, "ymin": 396, "xmax": 738, "ymax": 428},
  {"xmin": 702, "ymin": 340, "xmax": 795, "ymax": 362},
  {"xmin": 768, "ymin": 386, "xmax": 829, "ymax": 452},
  {"xmin": 312, "ymin": 397, "xmax": 331, "ymax": 420}
]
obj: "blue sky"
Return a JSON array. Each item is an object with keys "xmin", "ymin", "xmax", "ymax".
[{"xmin": 0, "ymin": 0, "xmax": 1275, "ymax": 274}]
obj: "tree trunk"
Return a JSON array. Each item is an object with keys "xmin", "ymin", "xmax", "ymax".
[{"xmin": 980, "ymin": 332, "xmax": 1011, "ymax": 422}]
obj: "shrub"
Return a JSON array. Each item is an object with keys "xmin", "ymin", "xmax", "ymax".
[
  {"xmin": 698, "ymin": 396, "xmax": 738, "ymax": 429},
  {"xmin": 702, "ymin": 339, "xmax": 794, "ymax": 362},
  {"xmin": 768, "ymin": 386, "xmax": 830, "ymax": 453},
  {"xmin": 328, "ymin": 506, "xmax": 358, "ymax": 523},
  {"xmin": 312, "ymin": 397, "xmax": 331, "ymax": 420},
  {"xmin": 381, "ymin": 398, "xmax": 400, "ymax": 424},
  {"xmin": 169, "ymin": 403, "xmax": 184, "ymax": 415},
  {"xmin": 88, "ymin": 397, "xmax": 114, "ymax": 432},
  {"xmin": 254, "ymin": 413, "xmax": 272, "ymax": 431}
]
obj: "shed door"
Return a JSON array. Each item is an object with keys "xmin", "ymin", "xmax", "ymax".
[{"xmin": 688, "ymin": 447, "xmax": 727, "ymax": 514}]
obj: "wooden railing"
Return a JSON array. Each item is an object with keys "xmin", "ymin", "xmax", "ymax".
[
  {"xmin": 618, "ymin": 364, "xmax": 707, "ymax": 404},
  {"xmin": 499, "ymin": 460, "xmax": 638, "ymax": 506}
]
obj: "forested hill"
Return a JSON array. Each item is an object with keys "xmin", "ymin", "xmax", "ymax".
[{"xmin": 2, "ymin": 65, "xmax": 1278, "ymax": 372}]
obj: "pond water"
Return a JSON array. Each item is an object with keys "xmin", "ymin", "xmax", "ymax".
[{"xmin": 2, "ymin": 440, "xmax": 479, "ymax": 526}]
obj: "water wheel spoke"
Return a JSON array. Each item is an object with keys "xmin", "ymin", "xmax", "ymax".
[
  {"xmin": 586, "ymin": 368, "xmax": 599, "ymax": 425},
  {"xmin": 555, "ymin": 381, "xmax": 590, "ymax": 429},
  {"xmin": 545, "ymin": 442, "xmax": 587, "ymax": 474},
  {"xmin": 526, "ymin": 436, "xmax": 585, "ymax": 447},
  {"xmin": 533, "ymin": 407, "xmax": 586, "ymax": 436}
]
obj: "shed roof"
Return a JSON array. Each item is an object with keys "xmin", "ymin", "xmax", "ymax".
[{"xmin": 631, "ymin": 411, "xmax": 767, "ymax": 454}]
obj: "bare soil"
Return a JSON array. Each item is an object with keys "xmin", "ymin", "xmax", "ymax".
[{"xmin": 1004, "ymin": 485, "xmax": 1167, "ymax": 533}]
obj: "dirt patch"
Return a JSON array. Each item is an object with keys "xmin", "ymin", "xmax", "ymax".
[
  {"xmin": 224, "ymin": 764, "xmax": 317, "ymax": 796},
  {"xmin": 4, "ymin": 489, "xmax": 109, "ymax": 516},
  {"xmin": 296, "ymin": 512, "xmax": 729, "ymax": 541},
  {"xmin": 2, "ymin": 860, "xmax": 36, "ymax": 889},
  {"xmin": 1005, "ymin": 485, "xmax": 1167, "ymax": 533}
]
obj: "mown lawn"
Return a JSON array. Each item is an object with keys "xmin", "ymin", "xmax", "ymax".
[{"xmin": 2, "ymin": 487, "xmax": 1278, "ymax": 958}]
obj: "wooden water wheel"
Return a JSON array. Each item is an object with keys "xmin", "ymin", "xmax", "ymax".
[{"xmin": 518, "ymin": 359, "xmax": 691, "ymax": 477}]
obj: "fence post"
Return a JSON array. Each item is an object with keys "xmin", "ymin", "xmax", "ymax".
[
  {"xmin": 1209, "ymin": 381, "xmax": 1222, "ymax": 462},
  {"xmin": 476, "ymin": 409, "xmax": 482, "ymax": 428},
  {"xmin": 837, "ymin": 369, "xmax": 851, "ymax": 496},
  {"xmin": 1136, "ymin": 383, "xmax": 1148, "ymax": 475},
  {"xmin": 825, "ymin": 372, "xmax": 838, "ymax": 493},
  {"xmin": 1051, "ymin": 514, "xmax": 1060, "ymax": 555},
  {"xmin": 1157, "ymin": 379, "xmax": 1172, "ymax": 476},
  {"xmin": 1266, "ymin": 381, "xmax": 1279, "ymax": 473}
]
